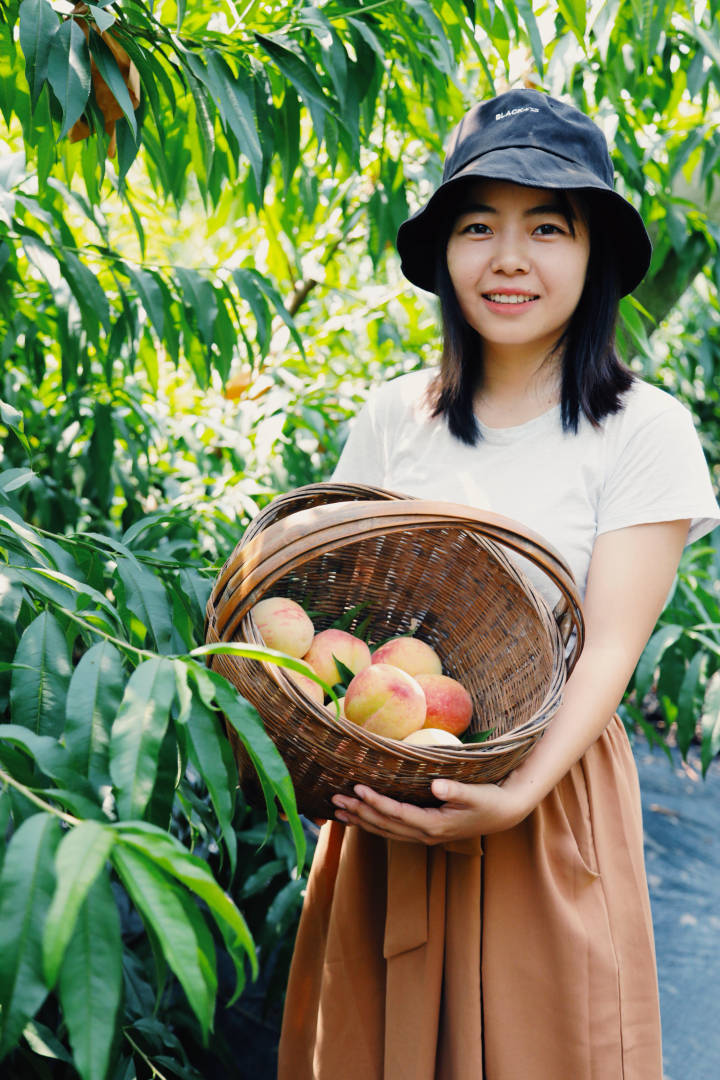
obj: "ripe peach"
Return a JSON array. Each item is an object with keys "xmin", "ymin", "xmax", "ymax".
[
  {"xmin": 325, "ymin": 694, "xmax": 346, "ymax": 719},
  {"xmin": 403, "ymin": 727, "xmax": 463, "ymax": 747},
  {"xmin": 304, "ymin": 628, "xmax": 372, "ymax": 687},
  {"xmin": 371, "ymin": 636, "xmax": 442, "ymax": 677},
  {"xmin": 344, "ymin": 663, "xmax": 426, "ymax": 740},
  {"xmin": 287, "ymin": 671, "xmax": 324, "ymax": 705},
  {"xmin": 416, "ymin": 674, "xmax": 473, "ymax": 736},
  {"xmin": 251, "ymin": 596, "xmax": 314, "ymax": 658}
]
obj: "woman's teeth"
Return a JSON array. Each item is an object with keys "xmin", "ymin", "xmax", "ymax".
[{"xmin": 484, "ymin": 293, "xmax": 538, "ymax": 304}]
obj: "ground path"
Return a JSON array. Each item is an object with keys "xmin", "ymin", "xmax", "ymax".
[{"xmin": 636, "ymin": 741, "xmax": 720, "ymax": 1080}]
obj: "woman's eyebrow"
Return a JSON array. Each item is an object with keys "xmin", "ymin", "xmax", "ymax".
[{"xmin": 524, "ymin": 203, "xmax": 566, "ymax": 217}]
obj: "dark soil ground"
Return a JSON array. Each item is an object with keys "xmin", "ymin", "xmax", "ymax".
[{"xmin": 635, "ymin": 739, "xmax": 720, "ymax": 1080}]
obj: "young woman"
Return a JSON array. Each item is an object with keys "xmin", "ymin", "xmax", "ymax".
[{"xmin": 277, "ymin": 89, "xmax": 720, "ymax": 1079}]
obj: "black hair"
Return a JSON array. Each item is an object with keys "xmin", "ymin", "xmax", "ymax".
[{"xmin": 428, "ymin": 188, "xmax": 633, "ymax": 445}]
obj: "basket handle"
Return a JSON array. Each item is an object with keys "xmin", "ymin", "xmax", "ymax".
[{"xmin": 210, "ymin": 496, "xmax": 585, "ymax": 672}]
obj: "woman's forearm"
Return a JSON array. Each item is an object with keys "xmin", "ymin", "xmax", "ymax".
[{"xmin": 501, "ymin": 641, "xmax": 637, "ymax": 815}]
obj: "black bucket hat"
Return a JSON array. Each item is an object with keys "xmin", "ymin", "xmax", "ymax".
[{"xmin": 396, "ymin": 88, "xmax": 651, "ymax": 297}]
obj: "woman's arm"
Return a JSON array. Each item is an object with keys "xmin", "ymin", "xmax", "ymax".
[{"xmin": 331, "ymin": 518, "xmax": 690, "ymax": 843}]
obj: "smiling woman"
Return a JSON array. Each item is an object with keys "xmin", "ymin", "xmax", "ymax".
[
  {"xmin": 445, "ymin": 180, "xmax": 590, "ymax": 419},
  {"xmin": 277, "ymin": 88, "xmax": 720, "ymax": 1080}
]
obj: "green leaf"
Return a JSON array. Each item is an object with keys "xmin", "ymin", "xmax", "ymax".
[
  {"xmin": 0, "ymin": 467, "xmax": 35, "ymax": 495},
  {"xmin": 232, "ymin": 267, "xmax": 272, "ymax": 356},
  {"xmin": 0, "ymin": 813, "xmax": 61, "ymax": 1057},
  {"xmin": 239, "ymin": 857, "xmax": 286, "ymax": 900},
  {"xmin": 0, "ymin": 400, "xmax": 32, "ymax": 456},
  {"xmin": 111, "ymin": 843, "xmax": 217, "ymax": 1040},
  {"xmin": 115, "ymin": 820, "xmax": 256, "ymax": 985},
  {"xmin": 0, "ymin": 570, "xmax": 25, "ymax": 653},
  {"xmin": 633, "ymin": 624, "xmax": 684, "ymax": 702},
  {"xmin": 109, "ymin": 657, "xmax": 176, "ymax": 820},
  {"xmin": 462, "ymin": 727, "xmax": 496, "ymax": 744},
  {"xmin": 405, "ymin": 0, "xmax": 456, "ymax": 73},
  {"xmin": 264, "ymin": 876, "xmax": 305, "ymax": 936},
  {"xmin": 620, "ymin": 701, "xmax": 674, "ymax": 764},
  {"xmin": 676, "ymin": 649, "xmax": 706, "ymax": 758},
  {"xmin": 557, "ymin": 0, "xmax": 587, "ymax": 43},
  {"xmin": 87, "ymin": 28, "xmax": 137, "ymax": 139},
  {"xmin": 58, "ymin": 872, "xmax": 123, "ymax": 1080},
  {"xmin": 65, "ymin": 640, "xmax": 125, "ymax": 787},
  {"xmin": 88, "ymin": 400, "xmax": 114, "ymax": 512},
  {"xmin": 43, "ymin": 821, "xmax": 116, "ymax": 989},
  {"xmin": 18, "ymin": 0, "xmax": 59, "ymax": 109},
  {"xmin": 0, "ymin": 511, "xmax": 75, "ymax": 573},
  {"xmin": 332, "ymin": 655, "xmax": 356, "ymax": 688},
  {"xmin": 21, "ymin": 1018, "xmax": 75, "ymax": 1064},
  {"xmin": 61, "ymin": 248, "xmax": 111, "ymax": 333},
  {"xmin": 0, "ymin": 724, "xmax": 92, "ymax": 789},
  {"xmin": 10, "ymin": 611, "xmax": 72, "ymax": 738},
  {"xmin": 46, "ymin": 18, "xmax": 91, "ymax": 140},
  {"xmin": 514, "ymin": 0, "xmax": 545, "ymax": 75},
  {"xmin": 239, "ymin": 267, "xmax": 306, "ymax": 358},
  {"xmin": 125, "ymin": 264, "xmax": 165, "ymax": 339},
  {"xmin": 303, "ymin": 10, "xmax": 350, "ymax": 109},
  {"xmin": 143, "ymin": 724, "xmax": 180, "ymax": 830},
  {"xmin": 174, "ymin": 266, "xmax": 218, "ymax": 350},
  {"xmin": 681, "ymin": 18, "xmax": 720, "ymax": 72},
  {"xmin": 176, "ymin": 567, "xmax": 211, "ymax": 628},
  {"xmin": 203, "ymin": 52, "xmax": 263, "ymax": 192},
  {"xmin": 6, "ymin": 566, "xmax": 121, "ymax": 639},
  {"xmin": 255, "ymin": 32, "xmax": 329, "ymax": 112},
  {"xmin": 87, "ymin": 4, "xmax": 117, "ymax": 35},
  {"xmin": 700, "ymin": 669, "xmax": 720, "ymax": 775},
  {"xmin": 195, "ymin": 663, "xmax": 306, "ymax": 870},
  {"xmin": 114, "ymin": 554, "xmax": 173, "ymax": 652},
  {"xmin": 174, "ymin": 661, "xmax": 237, "ymax": 872},
  {"xmin": 186, "ymin": 68, "xmax": 216, "ymax": 179}
]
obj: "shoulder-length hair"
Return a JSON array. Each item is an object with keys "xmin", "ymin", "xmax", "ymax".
[{"xmin": 427, "ymin": 189, "xmax": 634, "ymax": 445}]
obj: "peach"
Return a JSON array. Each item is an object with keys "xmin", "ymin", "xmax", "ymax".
[
  {"xmin": 403, "ymin": 727, "xmax": 463, "ymax": 747},
  {"xmin": 325, "ymin": 694, "xmax": 346, "ymax": 719},
  {"xmin": 416, "ymin": 673, "xmax": 473, "ymax": 736},
  {"xmin": 371, "ymin": 636, "xmax": 442, "ymax": 677},
  {"xmin": 344, "ymin": 663, "xmax": 426, "ymax": 740},
  {"xmin": 287, "ymin": 671, "xmax": 324, "ymax": 705},
  {"xmin": 303, "ymin": 629, "xmax": 372, "ymax": 687},
  {"xmin": 251, "ymin": 596, "xmax": 314, "ymax": 658}
]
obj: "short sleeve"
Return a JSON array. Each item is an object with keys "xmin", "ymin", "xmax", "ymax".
[
  {"xmin": 331, "ymin": 392, "xmax": 386, "ymax": 486},
  {"xmin": 597, "ymin": 399, "xmax": 720, "ymax": 545}
]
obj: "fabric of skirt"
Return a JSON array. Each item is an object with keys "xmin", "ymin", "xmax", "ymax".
[{"xmin": 277, "ymin": 714, "xmax": 663, "ymax": 1079}]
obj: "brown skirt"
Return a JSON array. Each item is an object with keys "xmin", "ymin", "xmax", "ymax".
[{"xmin": 278, "ymin": 714, "xmax": 663, "ymax": 1079}]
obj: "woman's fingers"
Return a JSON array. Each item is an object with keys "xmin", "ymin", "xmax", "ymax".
[
  {"xmin": 331, "ymin": 778, "xmax": 524, "ymax": 843},
  {"xmin": 332, "ymin": 786, "xmax": 435, "ymax": 839}
]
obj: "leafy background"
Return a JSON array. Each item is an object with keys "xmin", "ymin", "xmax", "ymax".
[{"xmin": 0, "ymin": 0, "xmax": 719, "ymax": 1076}]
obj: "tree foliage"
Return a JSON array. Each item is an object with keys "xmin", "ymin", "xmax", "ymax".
[{"xmin": 0, "ymin": 0, "xmax": 719, "ymax": 1075}]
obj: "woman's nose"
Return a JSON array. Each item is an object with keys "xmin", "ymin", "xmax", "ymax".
[{"xmin": 490, "ymin": 236, "xmax": 530, "ymax": 274}]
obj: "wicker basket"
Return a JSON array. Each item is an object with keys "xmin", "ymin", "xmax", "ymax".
[{"xmin": 205, "ymin": 482, "xmax": 584, "ymax": 819}]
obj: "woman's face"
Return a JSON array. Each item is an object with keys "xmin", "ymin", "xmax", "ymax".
[{"xmin": 445, "ymin": 179, "xmax": 590, "ymax": 359}]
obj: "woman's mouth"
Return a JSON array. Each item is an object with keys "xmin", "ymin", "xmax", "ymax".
[{"xmin": 482, "ymin": 292, "xmax": 539, "ymax": 305}]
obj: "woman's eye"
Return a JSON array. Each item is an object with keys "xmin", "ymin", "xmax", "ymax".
[
  {"xmin": 461, "ymin": 221, "xmax": 491, "ymax": 235},
  {"xmin": 534, "ymin": 223, "xmax": 564, "ymax": 236}
]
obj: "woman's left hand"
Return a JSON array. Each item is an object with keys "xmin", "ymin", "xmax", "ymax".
[{"xmin": 331, "ymin": 777, "xmax": 530, "ymax": 845}]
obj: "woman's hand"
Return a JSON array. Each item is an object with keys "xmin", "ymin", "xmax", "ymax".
[{"xmin": 331, "ymin": 777, "xmax": 530, "ymax": 845}]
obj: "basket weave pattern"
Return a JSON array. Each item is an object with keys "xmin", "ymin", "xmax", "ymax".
[{"xmin": 205, "ymin": 483, "xmax": 584, "ymax": 819}]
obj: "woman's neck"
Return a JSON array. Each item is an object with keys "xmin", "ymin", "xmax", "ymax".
[{"xmin": 472, "ymin": 344, "xmax": 562, "ymax": 429}]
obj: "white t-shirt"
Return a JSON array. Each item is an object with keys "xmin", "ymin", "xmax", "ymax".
[{"xmin": 332, "ymin": 368, "xmax": 720, "ymax": 605}]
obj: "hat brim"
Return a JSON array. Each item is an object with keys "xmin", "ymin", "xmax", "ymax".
[{"xmin": 396, "ymin": 146, "xmax": 651, "ymax": 297}]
